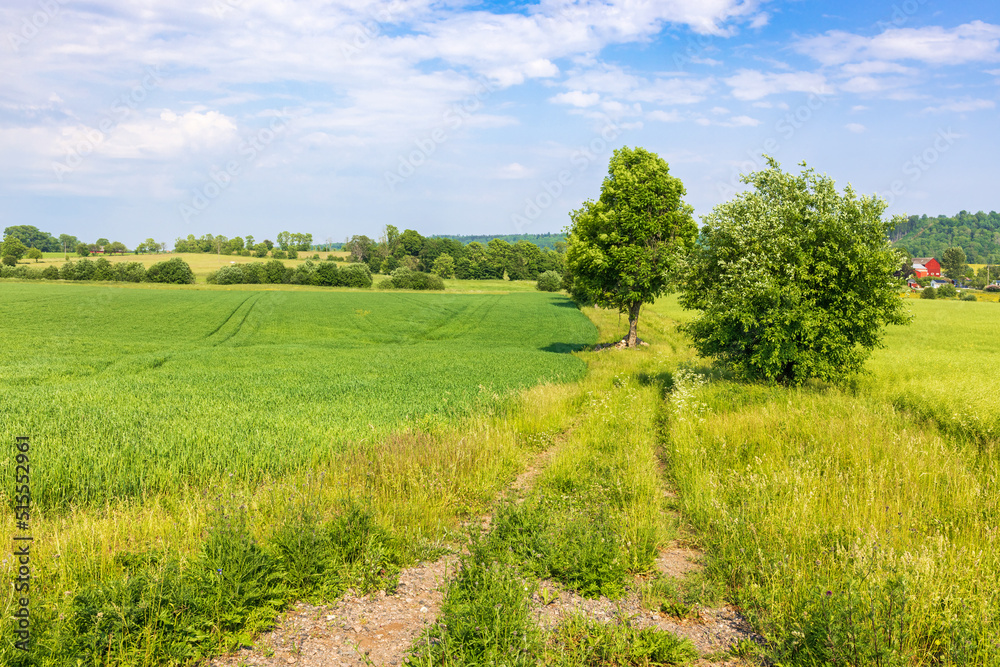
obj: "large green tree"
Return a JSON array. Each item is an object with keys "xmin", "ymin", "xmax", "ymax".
[
  {"xmin": 566, "ymin": 146, "xmax": 696, "ymax": 347},
  {"xmin": 1, "ymin": 235, "xmax": 28, "ymax": 261},
  {"xmin": 679, "ymin": 157, "xmax": 909, "ymax": 385},
  {"xmin": 941, "ymin": 246, "xmax": 967, "ymax": 282}
]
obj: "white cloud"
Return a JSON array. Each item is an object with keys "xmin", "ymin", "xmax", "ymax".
[
  {"xmin": 797, "ymin": 21, "xmax": 1000, "ymax": 66},
  {"xmin": 724, "ymin": 69, "xmax": 832, "ymax": 100},
  {"xmin": 629, "ymin": 76, "xmax": 714, "ymax": 105},
  {"xmin": 845, "ymin": 122, "xmax": 866, "ymax": 133},
  {"xmin": 647, "ymin": 109, "xmax": 683, "ymax": 122},
  {"xmin": 923, "ymin": 99, "xmax": 996, "ymax": 113},
  {"xmin": 549, "ymin": 91, "xmax": 601, "ymax": 107},
  {"xmin": 495, "ymin": 162, "xmax": 533, "ymax": 179},
  {"xmin": 726, "ymin": 115, "xmax": 760, "ymax": 127}
]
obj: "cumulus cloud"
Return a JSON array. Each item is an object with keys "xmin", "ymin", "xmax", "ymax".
[
  {"xmin": 724, "ymin": 69, "xmax": 832, "ymax": 100},
  {"xmin": 797, "ymin": 21, "xmax": 1000, "ymax": 66},
  {"xmin": 845, "ymin": 122, "xmax": 866, "ymax": 133},
  {"xmin": 549, "ymin": 91, "xmax": 601, "ymax": 107},
  {"xmin": 922, "ymin": 99, "xmax": 996, "ymax": 113}
]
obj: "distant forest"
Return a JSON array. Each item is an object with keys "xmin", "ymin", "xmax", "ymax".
[
  {"xmin": 891, "ymin": 210, "xmax": 1000, "ymax": 263},
  {"xmin": 431, "ymin": 232, "xmax": 566, "ymax": 250}
]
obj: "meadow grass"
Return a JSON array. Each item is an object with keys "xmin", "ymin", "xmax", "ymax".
[
  {"xmin": 409, "ymin": 299, "xmax": 699, "ymax": 666},
  {"xmin": 860, "ymin": 297, "xmax": 1000, "ymax": 444},
  {"xmin": 655, "ymin": 293, "xmax": 1000, "ymax": 665}
]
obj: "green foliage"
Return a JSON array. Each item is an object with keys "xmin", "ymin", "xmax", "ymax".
[
  {"xmin": 566, "ymin": 146, "xmax": 696, "ymax": 346},
  {"xmin": 146, "ymin": 258, "xmax": 195, "ymax": 284},
  {"xmin": 272, "ymin": 502, "xmax": 403, "ymax": 600},
  {"xmin": 936, "ymin": 283, "xmax": 957, "ymax": 298},
  {"xmin": 919, "ymin": 286, "xmax": 937, "ymax": 299},
  {"xmin": 1, "ymin": 235, "xmax": 27, "ymax": 260},
  {"xmin": 411, "ymin": 531, "xmax": 541, "ymax": 666},
  {"xmin": 4, "ymin": 224, "xmax": 61, "ymax": 251},
  {"xmin": 679, "ymin": 157, "xmax": 910, "ymax": 385},
  {"xmin": 536, "ymin": 270, "xmax": 562, "ymax": 292},
  {"xmin": 27, "ymin": 247, "xmax": 43, "ymax": 262},
  {"xmin": 431, "ymin": 253, "xmax": 455, "ymax": 278},
  {"xmin": 76, "ymin": 242, "xmax": 91, "ymax": 256},
  {"xmin": 486, "ymin": 501, "xmax": 630, "ymax": 598},
  {"xmin": 941, "ymin": 246, "xmax": 968, "ymax": 281},
  {"xmin": 891, "ymin": 210, "xmax": 1000, "ymax": 263},
  {"xmin": 547, "ymin": 614, "xmax": 698, "ymax": 666},
  {"xmin": 432, "ymin": 232, "xmax": 566, "ymax": 251},
  {"xmin": 380, "ymin": 266, "xmax": 445, "ymax": 290},
  {"xmin": 1, "ymin": 255, "xmax": 15, "ymax": 267}
]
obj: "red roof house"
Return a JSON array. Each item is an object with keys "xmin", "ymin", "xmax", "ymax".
[{"xmin": 911, "ymin": 257, "xmax": 941, "ymax": 278}]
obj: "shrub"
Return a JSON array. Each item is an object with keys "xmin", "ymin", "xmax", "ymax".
[
  {"xmin": 960, "ymin": 291, "xmax": 977, "ymax": 301},
  {"xmin": 312, "ymin": 262, "xmax": 339, "ymax": 286},
  {"xmin": 384, "ymin": 267, "xmax": 444, "ymax": 290},
  {"xmin": 937, "ymin": 283, "xmax": 957, "ymax": 298},
  {"xmin": 919, "ymin": 287, "xmax": 937, "ymax": 299},
  {"xmin": 984, "ymin": 284, "xmax": 1000, "ymax": 293},
  {"xmin": 92, "ymin": 258, "xmax": 114, "ymax": 281},
  {"xmin": 211, "ymin": 264, "xmax": 245, "ymax": 285},
  {"xmin": 146, "ymin": 258, "xmax": 195, "ymax": 284},
  {"xmin": 287, "ymin": 249, "xmax": 298, "ymax": 260},
  {"xmin": 288, "ymin": 261, "xmax": 314, "ymax": 285},
  {"xmin": 536, "ymin": 270, "xmax": 562, "ymax": 292},
  {"xmin": 263, "ymin": 259, "xmax": 289, "ymax": 284},
  {"xmin": 114, "ymin": 262, "xmax": 146, "ymax": 283},
  {"xmin": 1, "ymin": 255, "xmax": 16, "ymax": 267},
  {"xmin": 242, "ymin": 262, "xmax": 264, "ymax": 284},
  {"xmin": 41, "ymin": 265, "xmax": 60, "ymax": 280},
  {"xmin": 271, "ymin": 250, "xmax": 288, "ymax": 260},
  {"xmin": 338, "ymin": 263, "xmax": 373, "ymax": 288}
]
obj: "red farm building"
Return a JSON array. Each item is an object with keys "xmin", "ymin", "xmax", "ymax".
[{"xmin": 911, "ymin": 257, "xmax": 941, "ymax": 278}]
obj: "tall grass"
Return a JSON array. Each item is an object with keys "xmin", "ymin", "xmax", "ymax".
[{"xmin": 658, "ymin": 291, "xmax": 1000, "ymax": 665}]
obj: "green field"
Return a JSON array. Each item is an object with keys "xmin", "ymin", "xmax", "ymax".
[
  {"xmin": 2, "ymin": 284, "xmax": 999, "ymax": 666},
  {"xmin": 0, "ymin": 283, "xmax": 596, "ymax": 509}
]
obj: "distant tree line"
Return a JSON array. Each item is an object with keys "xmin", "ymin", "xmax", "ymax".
[
  {"xmin": 891, "ymin": 210, "xmax": 1000, "ymax": 264},
  {"xmin": 343, "ymin": 225, "xmax": 565, "ymax": 280},
  {"xmin": 430, "ymin": 232, "xmax": 566, "ymax": 251}
]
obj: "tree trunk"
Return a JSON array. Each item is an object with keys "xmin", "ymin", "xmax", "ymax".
[{"xmin": 626, "ymin": 301, "xmax": 641, "ymax": 347}]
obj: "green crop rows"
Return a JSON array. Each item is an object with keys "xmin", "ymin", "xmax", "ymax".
[{"xmin": 0, "ymin": 284, "xmax": 597, "ymax": 509}]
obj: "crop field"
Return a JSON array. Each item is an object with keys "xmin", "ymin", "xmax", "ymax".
[
  {"xmin": 0, "ymin": 283, "xmax": 596, "ymax": 509},
  {"xmin": 860, "ymin": 298, "xmax": 1000, "ymax": 443},
  {"xmin": 2, "ymin": 284, "xmax": 998, "ymax": 666}
]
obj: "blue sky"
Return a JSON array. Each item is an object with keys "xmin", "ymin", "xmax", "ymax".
[{"xmin": 1, "ymin": 0, "xmax": 998, "ymax": 247}]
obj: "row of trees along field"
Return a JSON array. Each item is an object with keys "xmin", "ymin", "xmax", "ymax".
[
  {"xmin": 891, "ymin": 210, "xmax": 1000, "ymax": 263},
  {"xmin": 342, "ymin": 227, "xmax": 565, "ymax": 280}
]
